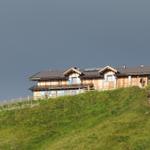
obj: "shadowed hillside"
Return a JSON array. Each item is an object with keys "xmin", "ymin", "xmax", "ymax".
[{"xmin": 0, "ymin": 87, "xmax": 150, "ymax": 150}]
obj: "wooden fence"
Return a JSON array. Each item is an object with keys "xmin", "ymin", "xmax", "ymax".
[
  {"xmin": 0, "ymin": 90, "xmax": 95, "ymax": 111},
  {"xmin": 0, "ymin": 96, "xmax": 33, "ymax": 106},
  {"xmin": 0, "ymin": 96, "xmax": 38, "ymax": 111}
]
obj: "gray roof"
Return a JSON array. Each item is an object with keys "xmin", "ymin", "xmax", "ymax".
[
  {"xmin": 30, "ymin": 66, "xmax": 150, "ymax": 81},
  {"xmin": 117, "ymin": 66, "xmax": 150, "ymax": 76},
  {"xmin": 30, "ymin": 70, "xmax": 66, "ymax": 80}
]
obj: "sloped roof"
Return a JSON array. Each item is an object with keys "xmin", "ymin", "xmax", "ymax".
[
  {"xmin": 81, "ymin": 70, "xmax": 102, "ymax": 79},
  {"xmin": 30, "ymin": 66, "xmax": 150, "ymax": 81},
  {"xmin": 30, "ymin": 70, "xmax": 66, "ymax": 80},
  {"xmin": 117, "ymin": 66, "xmax": 150, "ymax": 76}
]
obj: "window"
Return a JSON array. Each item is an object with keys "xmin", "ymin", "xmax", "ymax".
[
  {"xmin": 57, "ymin": 90, "xmax": 65, "ymax": 96},
  {"xmin": 72, "ymin": 77, "xmax": 78, "ymax": 84},
  {"xmin": 41, "ymin": 91, "xmax": 46, "ymax": 96},
  {"xmin": 68, "ymin": 77, "xmax": 81, "ymax": 84},
  {"xmin": 105, "ymin": 75, "xmax": 114, "ymax": 82}
]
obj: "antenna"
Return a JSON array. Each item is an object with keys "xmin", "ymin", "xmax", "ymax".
[{"xmin": 123, "ymin": 65, "xmax": 126, "ymax": 69}]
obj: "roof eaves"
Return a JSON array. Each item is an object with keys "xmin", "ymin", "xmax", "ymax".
[
  {"xmin": 99, "ymin": 66, "xmax": 118, "ymax": 73},
  {"xmin": 29, "ymin": 72, "xmax": 41, "ymax": 81},
  {"xmin": 63, "ymin": 67, "xmax": 82, "ymax": 76}
]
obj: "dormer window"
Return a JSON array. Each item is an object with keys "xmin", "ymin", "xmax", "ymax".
[{"xmin": 64, "ymin": 67, "xmax": 82, "ymax": 85}]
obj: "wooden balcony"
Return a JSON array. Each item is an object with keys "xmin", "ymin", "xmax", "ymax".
[{"xmin": 30, "ymin": 83, "xmax": 94, "ymax": 91}]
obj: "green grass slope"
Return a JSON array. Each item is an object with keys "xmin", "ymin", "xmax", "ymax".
[{"xmin": 0, "ymin": 87, "xmax": 150, "ymax": 150}]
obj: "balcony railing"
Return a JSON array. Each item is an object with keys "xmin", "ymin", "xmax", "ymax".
[{"xmin": 30, "ymin": 83, "xmax": 94, "ymax": 91}]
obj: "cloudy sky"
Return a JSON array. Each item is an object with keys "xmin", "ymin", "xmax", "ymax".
[{"xmin": 0, "ymin": 0, "xmax": 150, "ymax": 100}]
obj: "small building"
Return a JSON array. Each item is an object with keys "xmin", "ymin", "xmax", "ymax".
[{"xmin": 29, "ymin": 65, "xmax": 150, "ymax": 99}]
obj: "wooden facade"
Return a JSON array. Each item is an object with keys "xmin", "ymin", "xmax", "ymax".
[{"xmin": 30, "ymin": 66, "xmax": 150, "ymax": 99}]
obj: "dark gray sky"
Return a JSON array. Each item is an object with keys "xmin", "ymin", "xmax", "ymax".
[{"xmin": 0, "ymin": 0, "xmax": 150, "ymax": 100}]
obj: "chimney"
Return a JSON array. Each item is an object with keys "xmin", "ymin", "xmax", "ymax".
[{"xmin": 123, "ymin": 65, "xmax": 126, "ymax": 69}]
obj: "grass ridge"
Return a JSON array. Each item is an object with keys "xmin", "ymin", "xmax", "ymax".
[{"xmin": 0, "ymin": 87, "xmax": 150, "ymax": 150}]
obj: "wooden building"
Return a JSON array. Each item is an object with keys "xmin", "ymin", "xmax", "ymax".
[{"xmin": 29, "ymin": 65, "xmax": 150, "ymax": 99}]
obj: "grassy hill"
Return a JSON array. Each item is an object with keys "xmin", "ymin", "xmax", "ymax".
[{"xmin": 0, "ymin": 87, "xmax": 150, "ymax": 150}]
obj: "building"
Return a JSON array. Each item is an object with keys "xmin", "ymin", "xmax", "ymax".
[{"xmin": 29, "ymin": 65, "xmax": 150, "ymax": 99}]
